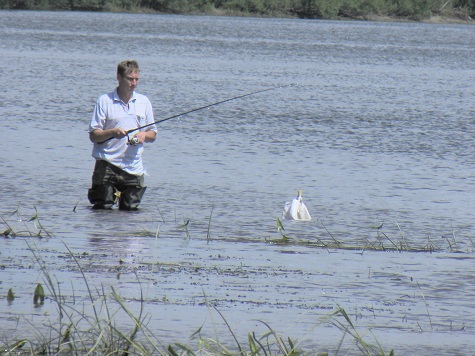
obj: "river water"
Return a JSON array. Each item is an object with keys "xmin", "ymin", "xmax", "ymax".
[{"xmin": 1, "ymin": 10, "xmax": 475, "ymax": 354}]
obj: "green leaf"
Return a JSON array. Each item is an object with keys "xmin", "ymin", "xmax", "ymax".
[
  {"xmin": 9, "ymin": 339, "xmax": 27, "ymax": 351},
  {"xmin": 248, "ymin": 333, "xmax": 258, "ymax": 355},
  {"xmin": 167, "ymin": 345, "xmax": 179, "ymax": 356},
  {"xmin": 7, "ymin": 288, "xmax": 14, "ymax": 302},
  {"xmin": 61, "ymin": 323, "xmax": 73, "ymax": 343},
  {"xmin": 28, "ymin": 207, "xmax": 38, "ymax": 222},
  {"xmin": 288, "ymin": 336, "xmax": 295, "ymax": 349},
  {"xmin": 177, "ymin": 219, "xmax": 190, "ymax": 229},
  {"xmin": 33, "ymin": 283, "xmax": 45, "ymax": 305}
]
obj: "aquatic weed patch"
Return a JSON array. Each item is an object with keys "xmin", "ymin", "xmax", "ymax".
[
  {"xmin": 265, "ymin": 217, "xmax": 474, "ymax": 253},
  {"xmin": 1, "ymin": 204, "xmax": 52, "ymax": 239},
  {"xmin": 3, "ymin": 204, "xmax": 473, "ymax": 254},
  {"xmin": 3, "ymin": 204, "xmax": 472, "ymax": 354},
  {"xmin": 1, "ymin": 240, "xmax": 396, "ymax": 355}
]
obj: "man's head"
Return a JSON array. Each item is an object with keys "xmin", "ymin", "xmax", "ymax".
[
  {"xmin": 117, "ymin": 60, "xmax": 140, "ymax": 92},
  {"xmin": 117, "ymin": 60, "xmax": 140, "ymax": 77}
]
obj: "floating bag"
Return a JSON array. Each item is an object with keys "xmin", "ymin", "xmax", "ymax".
[{"xmin": 282, "ymin": 190, "xmax": 311, "ymax": 221}]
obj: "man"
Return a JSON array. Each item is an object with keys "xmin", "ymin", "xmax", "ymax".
[{"xmin": 88, "ymin": 60, "xmax": 157, "ymax": 210}]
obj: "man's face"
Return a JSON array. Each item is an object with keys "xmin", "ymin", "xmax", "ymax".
[{"xmin": 118, "ymin": 70, "xmax": 140, "ymax": 92}]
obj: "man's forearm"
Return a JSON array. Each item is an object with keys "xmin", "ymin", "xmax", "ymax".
[{"xmin": 89, "ymin": 128, "xmax": 127, "ymax": 143}]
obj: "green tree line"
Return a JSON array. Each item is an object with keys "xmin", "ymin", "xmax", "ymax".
[{"xmin": 0, "ymin": 0, "xmax": 474, "ymax": 20}]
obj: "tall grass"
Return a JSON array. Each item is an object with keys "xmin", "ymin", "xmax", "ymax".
[
  {"xmin": 2, "ymin": 239, "xmax": 395, "ymax": 355},
  {"xmin": 268, "ymin": 217, "xmax": 471, "ymax": 254},
  {"xmin": 4, "ymin": 238, "xmax": 303, "ymax": 354},
  {"xmin": 1, "ymin": 204, "xmax": 51, "ymax": 239},
  {"xmin": 4, "ymin": 204, "xmax": 465, "ymax": 354}
]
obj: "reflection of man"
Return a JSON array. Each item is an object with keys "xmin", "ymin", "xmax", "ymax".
[{"xmin": 87, "ymin": 60, "xmax": 157, "ymax": 210}]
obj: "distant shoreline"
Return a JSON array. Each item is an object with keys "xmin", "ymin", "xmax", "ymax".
[
  {"xmin": 1, "ymin": 7, "xmax": 474, "ymax": 25},
  {"xmin": 354, "ymin": 13, "xmax": 474, "ymax": 24},
  {"xmin": 196, "ymin": 10, "xmax": 475, "ymax": 24}
]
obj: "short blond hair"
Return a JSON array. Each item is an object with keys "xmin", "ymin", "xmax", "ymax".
[{"xmin": 117, "ymin": 60, "xmax": 140, "ymax": 77}]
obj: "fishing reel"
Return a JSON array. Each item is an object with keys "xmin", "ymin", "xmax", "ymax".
[{"xmin": 127, "ymin": 135, "xmax": 140, "ymax": 146}]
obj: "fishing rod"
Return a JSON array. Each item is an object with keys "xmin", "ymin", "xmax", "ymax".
[{"xmin": 98, "ymin": 84, "xmax": 292, "ymax": 144}]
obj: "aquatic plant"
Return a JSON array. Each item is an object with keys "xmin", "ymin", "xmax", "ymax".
[
  {"xmin": 3, "ymin": 202, "xmax": 471, "ymax": 253},
  {"xmin": 1, "ymin": 241, "xmax": 395, "ymax": 355},
  {"xmin": 206, "ymin": 204, "xmax": 214, "ymax": 242},
  {"xmin": 33, "ymin": 283, "xmax": 45, "ymax": 306},
  {"xmin": 328, "ymin": 306, "xmax": 394, "ymax": 356},
  {"xmin": 178, "ymin": 218, "xmax": 191, "ymax": 239},
  {"xmin": 0, "ymin": 204, "xmax": 52, "ymax": 238},
  {"xmin": 7, "ymin": 288, "xmax": 14, "ymax": 302},
  {"xmin": 2, "ymin": 203, "xmax": 468, "ymax": 354},
  {"xmin": 265, "ymin": 213, "xmax": 473, "ymax": 254}
]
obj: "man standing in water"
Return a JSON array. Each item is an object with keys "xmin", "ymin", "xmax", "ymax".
[{"xmin": 88, "ymin": 60, "xmax": 157, "ymax": 210}]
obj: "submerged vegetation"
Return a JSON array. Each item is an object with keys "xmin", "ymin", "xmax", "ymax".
[
  {"xmin": 0, "ymin": 0, "xmax": 474, "ymax": 21},
  {"xmin": 2, "ymin": 204, "xmax": 474, "ymax": 252},
  {"xmin": 1, "ymin": 204, "xmax": 51, "ymax": 239},
  {"xmin": 1, "ymin": 257, "xmax": 393, "ymax": 355},
  {"xmin": 1, "ymin": 204, "xmax": 472, "ymax": 353},
  {"xmin": 1, "ymin": 218, "xmax": 397, "ymax": 355},
  {"xmin": 271, "ymin": 217, "xmax": 475, "ymax": 253}
]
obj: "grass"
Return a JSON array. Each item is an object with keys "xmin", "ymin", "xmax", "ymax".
[
  {"xmin": 2, "ymin": 239, "xmax": 394, "ymax": 355},
  {"xmin": 1, "ymin": 204, "xmax": 52, "ymax": 239},
  {"xmin": 1, "ymin": 241, "xmax": 395, "ymax": 354},
  {"xmin": 0, "ymin": 206, "xmax": 397, "ymax": 355},
  {"xmin": 267, "ymin": 217, "xmax": 473, "ymax": 254},
  {"xmin": 2, "ymin": 204, "xmax": 473, "ymax": 253},
  {"xmin": 3, "ymin": 203, "xmax": 472, "ymax": 354}
]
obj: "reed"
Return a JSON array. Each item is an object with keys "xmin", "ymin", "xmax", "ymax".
[
  {"xmin": 3, "ymin": 204, "xmax": 469, "ymax": 354},
  {"xmin": 1, "ymin": 204, "xmax": 52, "ymax": 238},
  {"xmin": 2, "ymin": 205, "xmax": 472, "ymax": 253},
  {"xmin": 13, "ymin": 240, "xmax": 162, "ymax": 355},
  {"xmin": 206, "ymin": 205, "xmax": 214, "ymax": 242},
  {"xmin": 2, "ymin": 241, "xmax": 394, "ymax": 355},
  {"xmin": 327, "ymin": 305, "xmax": 394, "ymax": 356},
  {"xmin": 267, "ymin": 216, "xmax": 473, "ymax": 253},
  {"xmin": 416, "ymin": 281, "xmax": 433, "ymax": 331}
]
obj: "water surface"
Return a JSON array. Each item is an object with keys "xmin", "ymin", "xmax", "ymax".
[{"xmin": 1, "ymin": 10, "xmax": 474, "ymax": 354}]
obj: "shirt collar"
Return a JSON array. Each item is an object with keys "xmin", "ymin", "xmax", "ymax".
[{"xmin": 113, "ymin": 88, "xmax": 137, "ymax": 104}]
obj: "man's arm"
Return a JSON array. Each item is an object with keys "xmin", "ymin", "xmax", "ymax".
[{"xmin": 89, "ymin": 128, "xmax": 128, "ymax": 143}]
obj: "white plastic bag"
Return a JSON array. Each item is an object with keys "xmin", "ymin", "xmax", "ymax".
[{"xmin": 282, "ymin": 190, "xmax": 311, "ymax": 221}]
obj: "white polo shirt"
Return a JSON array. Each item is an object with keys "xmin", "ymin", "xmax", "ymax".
[{"xmin": 89, "ymin": 89, "xmax": 157, "ymax": 176}]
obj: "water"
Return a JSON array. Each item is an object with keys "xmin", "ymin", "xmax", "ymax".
[{"xmin": 1, "ymin": 10, "xmax": 475, "ymax": 354}]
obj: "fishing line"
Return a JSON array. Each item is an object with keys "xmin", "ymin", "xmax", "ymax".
[{"xmin": 98, "ymin": 84, "xmax": 294, "ymax": 144}]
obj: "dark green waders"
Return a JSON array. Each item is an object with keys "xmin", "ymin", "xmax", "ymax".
[{"xmin": 88, "ymin": 160, "xmax": 147, "ymax": 211}]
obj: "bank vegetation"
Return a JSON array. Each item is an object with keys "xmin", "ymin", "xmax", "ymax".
[{"xmin": 0, "ymin": 0, "xmax": 474, "ymax": 21}]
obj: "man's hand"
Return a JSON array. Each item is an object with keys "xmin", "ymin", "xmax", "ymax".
[
  {"xmin": 90, "ymin": 128, "xmax": 156, "ymax": 144},
  {"xmin": 111, "ymin": 127, "xmax": 127, "ymax": 139},
  {"xmin": 134, "ymin": 131, "xmax": 156, "ymax": 144}
]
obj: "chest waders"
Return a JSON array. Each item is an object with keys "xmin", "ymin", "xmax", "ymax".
[{"xmin": 88, "ymin": 160, "xmax": 146, "ymax": 210}]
